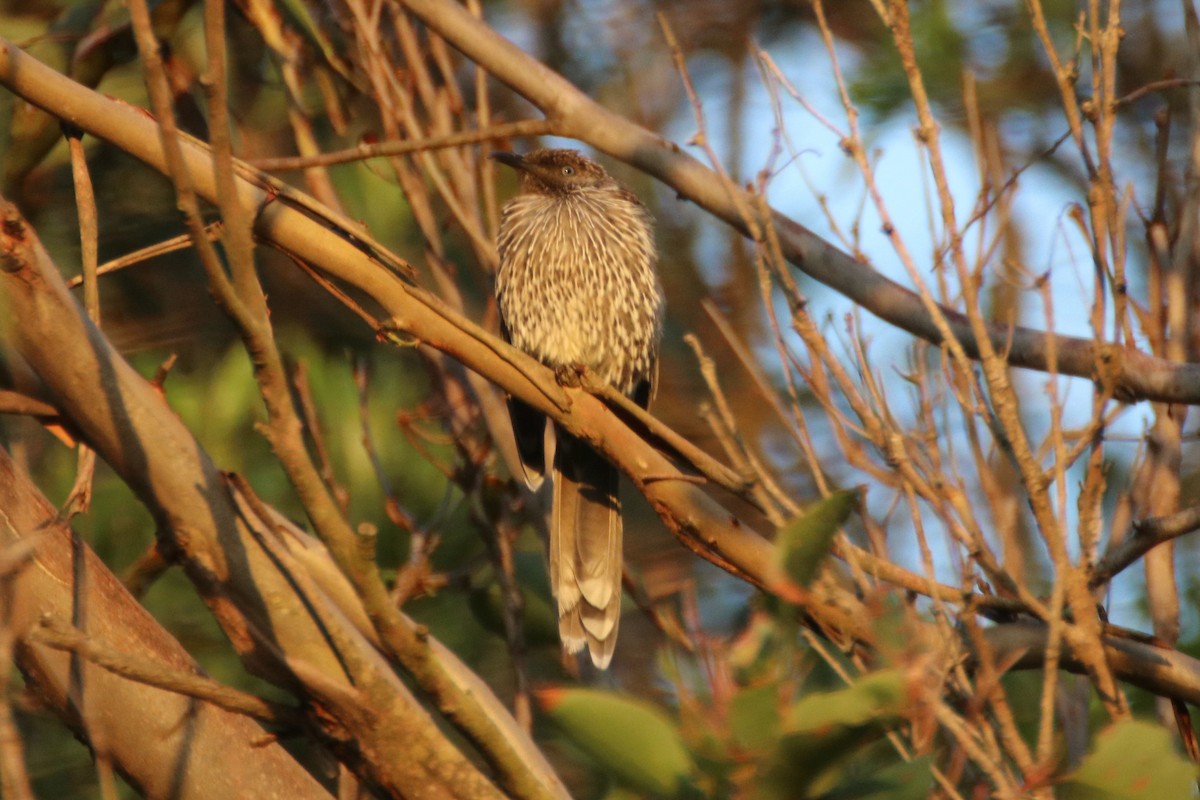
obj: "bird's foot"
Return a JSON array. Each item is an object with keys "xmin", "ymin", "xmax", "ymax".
[{"xmin": 554, "ymin": 363, "xmax": 589, "ymax": 389}]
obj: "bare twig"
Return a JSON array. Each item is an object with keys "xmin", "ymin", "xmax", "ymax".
[
  {"xmin": 28, "ymin": 617, "xmax": 302, "ymax": 726},
  {"xmin": 391, "ymin": 0, "xmax": 1200, "ymax": 405},
  {"xmin": 250, "ymin": 119, "xmax": 555, "ymax": 171},
  {"xmin": 64, "ymin": 224, "xmax": 225, "ymax": 290}
]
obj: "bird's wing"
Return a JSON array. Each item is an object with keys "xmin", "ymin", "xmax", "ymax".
[{"xmin": 507, "ymin": 396, "xmax": 549, "ymax": 490}]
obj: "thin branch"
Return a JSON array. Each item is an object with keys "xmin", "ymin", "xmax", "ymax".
[
  {"xmin": 27, "ymin": 618, "xmax": 303, "ymax": 727},
  {"xmin": 250, "ymin": 119, "xmax": 555, "ymax": 171},
  {"xmin": 64, "ymin": 224, "xmax": 225, "ymax": 289},
  {"xmin": 1089, "ymin": 504, "xmax": 1200, "ymax": 588},
  {"xmin": 388, "ymin": 0, "xmax": 1200, "ymax": 406}
]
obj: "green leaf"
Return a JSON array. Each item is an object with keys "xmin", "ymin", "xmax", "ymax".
[
  {"xmin": 785, "ymin": 669, "xmax": 905, "ymax": 734},
  {"xmin": 775, "ymin": 490, "xmax": 858, "ymax": 593},
  {"xmin": 819, "ymin": 755, "xmax": 934, "ymax": 800},
  {"xmin": 538, "ymin": 687, "xmax": 695, "ymax": 797},
  {"xmin": 756, "ymin": 671, "xmax": 908, "ymax": 800},
  {"xmin": 729, "ymin": 682, "xmax": 781, "ymax": 753},
  {"xmin": 1058, "ymin": 720, "xmax": 1195, "ymax": 799}
]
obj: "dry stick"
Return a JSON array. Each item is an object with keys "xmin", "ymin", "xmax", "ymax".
[
  {"xmin": 469, "ymin": 0, "xmax": 500, "ymax": 241},
  {"xmin": 62, "ymin": 126, "xmax": 116, "ymax": 800},
  {"xmin": 292, "ymin": 361, "xmax": 352, "ymax": 516},
  {"xmin": 620, "ymin": 570, "xmax": 696, "ymax": 654},
  {"xmin": 1131, "ymin": 6, "xmax": 1200, "ymax": 751},
  {"xmin": 28, "ymin": 618, "xmax": 301, "ymax": 727},
  {"xmin": 0, "ymin": 546, "xmax": 35, "ymax": 800},
  {"xmin": 1089, "ymin": 504, "xmax": 1200, "ymax": 589},
  {"xmin": 202, "ymin": 0, "xmax": 257, "ymax": 303},
  {"xmin": 64, "ymin": 129, "xmax": 99, "ymax": 518},
  {"xmin": 394, "ymin": 0, "xmax": 1200, "ymax": 405},
  {"xmin": 121, "ymin": 9, "xmax": 536, "ymax": 799},
  {"xmin": 1029, "ymin": 208, "xmax": 1072, "ymax": 761},
  {"xmin": 892, "ymin": 0, "xmax": 1126, "ymax": 720},
  {"xmin": 0, "ymin": 390, "xmax": 59, "ymax": 419},
  {"xmin": 120, "ymin": 541, "xmax": 169, "ymax": 599},
  {"xmin": 481, "ymin": 514, "xmax": 532, "ymax": 734},
  {"xmin": 1102, "ymin": 0, "xmax": 1189, "ymax": 707},
  {"xmin": 351, "ymin": 358, "xmax": 420, "ymax": 537},
  {"xmin": 1115, "ymin": 77, "xmax": 1200, "ymax": 107},
  {"xmin": 65, "ymin": 223, "xmax": 225, "ymax": 289},
  {"xmin": 593, "ymin": 382, "xmax": 752, "ymax": 499},
  {"xmin": 66, "ymin": 130, "xmax": 99, "ymax": 322},
  {"xmin": 203, "ymin": 6, "xmax": 547, "ymax": 798}
]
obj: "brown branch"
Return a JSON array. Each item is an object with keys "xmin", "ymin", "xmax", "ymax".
[
  {"xmin": 27, "ymin": 617, "xmax": 302, "ymax": 727},
  {"xmin": 0, "ymin": 445, "xmax": 330, "ymax": 799},
  {"xmin": 1089, "ymin": 504, "xmax": 1200, "ymax": 589},
  {"xmin": 0, "ymin": 33, "xmax": 817, "ymax": 626},
  {"xmin": 592, "ymin": 381, "xmax": 753, "ymax": 500},
  {"xmin": 984, "ymin": 622, "xmax": 1200, "ymax": 708},
  {"xmin": 0, "ymin": 389, "xmax": 59, "ymax": 419},
  {"xmin": 249, "ymin": 119, "xmax": 555, "ymax": 171},
  {"xmin": 64, "ymin": 223, "xmax": 224, "ymax": 290},
  {"xmin": 65, "ymin": 126, "xmax": 100, "ymax": 518},
  {"xmin": 1113, "ymin": 77, "xmax": 1200, "ymax": 108},
  {"xmin": 391, "ymin": 0, "xmax": 1200, "ymax": 406},
  {"xmin": 0, "ymin": 196, "xmax": 547, "ymax": 800}
]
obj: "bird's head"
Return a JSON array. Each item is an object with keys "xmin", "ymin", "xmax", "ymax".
[{"xmin": 491, "ymin": 148, "xmax": 610, "ymax": 195}]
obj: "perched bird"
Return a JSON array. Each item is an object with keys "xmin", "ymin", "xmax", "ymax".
[{"xmin": 493, "ymin": 148, "xmax": 664, "ymax": 668}]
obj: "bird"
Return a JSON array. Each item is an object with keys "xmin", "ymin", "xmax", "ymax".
[{"xmin": 492, "ymin": 148, "xmax": 664, "ymax": 669}]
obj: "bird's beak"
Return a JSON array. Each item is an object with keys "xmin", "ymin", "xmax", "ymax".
[{"xmin": 490, "ymin": 151, "xmax": 527, "ymax": 171}]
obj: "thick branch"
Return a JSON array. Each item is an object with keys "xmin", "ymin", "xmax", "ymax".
[
  {"xmin": 394, "ymin": 0, "xmax": 1200, "ymax": 406},
  {"xmin": 0, "ymin": 446, "xmax": 331, "ymax": 800},
  {"xmin": 0, "ymin": 197, "xmax": 519, "ymax": 799},
  {"xmin": 985, "ymin": 622, "xmax": 1200, "ymax": 707},
  {"xmin": 0, "ymin": 33, "xmax": 810, "ymax": 621}
]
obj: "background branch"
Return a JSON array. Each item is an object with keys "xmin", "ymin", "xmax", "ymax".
[{"xmin": 396, "ymin": 0, "xmax": 1200, "ymax": 406}]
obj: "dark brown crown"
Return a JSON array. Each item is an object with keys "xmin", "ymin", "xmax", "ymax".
[{"xmin": 492, "ymin": 148, "xmax": 611, "ymax": 195}]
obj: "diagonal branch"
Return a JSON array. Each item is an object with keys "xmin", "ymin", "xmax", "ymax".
[
  {"xmin": 392, "ymin": 0, "xmax": 1200, "ymax": 406},
  {"xmin": 0, "ymin": 33, "xmax": 878, "ymax": 644},
  {"xmin": 0, "ymin": 35, "xmax": 769, "ymax": 591},
  {"xmin": 0, "ymin": 446, "xmax": 331, "ymax": 799}
]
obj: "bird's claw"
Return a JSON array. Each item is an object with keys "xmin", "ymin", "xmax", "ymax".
[{"xmin": 554, "ymin": 363, "xmax": 588, "ymax": 388}]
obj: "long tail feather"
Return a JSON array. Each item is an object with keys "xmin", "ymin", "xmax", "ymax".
[{"xmin": 551, "ymin": 430, "xmax": 622, "ymax": 668}]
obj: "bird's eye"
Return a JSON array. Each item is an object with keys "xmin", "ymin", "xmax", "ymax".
[{"xmin": 561, "ymin": 166, "xmax": 574, "ymax": 176}]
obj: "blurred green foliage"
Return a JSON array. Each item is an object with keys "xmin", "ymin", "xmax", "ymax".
[
  {"xmin": 1059, "ymin": 721, "xmax": 1195, "ymax": 799},
  {"xmin": 775, "ymin": 488, "xmax": 858, "ymax": 592}
]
